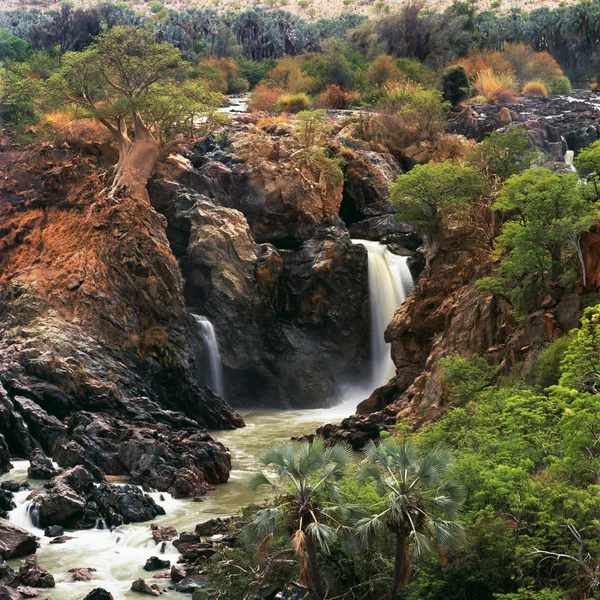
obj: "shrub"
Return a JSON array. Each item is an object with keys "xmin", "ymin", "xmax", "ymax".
[
  {"xmin": 442, "ymin": 64, "xmax": 469, "ymax": 106},
  {"xmin": 317, "ymin": 84, "xmax": 350, "ymax": 109},
  {"xmin": 473, "ymin": 70, "xmax": 517, "ymax": 104},
  {"xmin": 248, "ymin": 83, "xmax": 283, "ymax": 112},
  {"xmin": 366, "ymin": 54, "xmax": 398, "ymax": 88},
  {"xmin": 522, "ymin": 80, "xmax": 548, "ymax": 98},
  {"xmin": 276, "ymin": 92, "xmax": 311, "ymax": 113},
  {"xmin": 547, "ymin": 75, "xmax": 571, "ymax": 95},
  {"xmin": 439, "ymin": 353, "xmax": 494, "ymax": 406},
  {"xmin": 149, "ymin": 1, "xmax": 164, "ymax": 13}
]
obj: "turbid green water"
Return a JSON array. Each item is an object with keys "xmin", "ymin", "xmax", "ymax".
[{"xmin": 2, "ymin": 398, "xmax": 362, "ymax": 600}]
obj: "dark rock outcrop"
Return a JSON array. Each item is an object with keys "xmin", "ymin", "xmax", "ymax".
[
  {"xmin": 0, "ymin": 150, "xmax": 241, "ymax": 494},
  {"xmin": 16, "ymin": 558, "xmax": 54, "ymax": 588},
  {"xmin": 144, "ymin": 557, "xmax": 170, "ymax": 571},
  {"xmin": 26, "ymin": 450, "xmax": 58, "ymax": 480},
  {"xmin": 82, "ymin": 590, "xmax": 114, "ymax": 600}
]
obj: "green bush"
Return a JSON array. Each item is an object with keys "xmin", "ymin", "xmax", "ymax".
[
  {"xmin": 442, "ymin": 64, "xmax": 470, "ymax": 106},
  {"xmin": 534, "ymin": 333, "xmax": 576, "ymax": 390},
  {"xmin": 276, "ymin": 92, "xmax": 311, "ymax": 112},
  {"xmin": 547, "ymin": 75, "xmax": 572, "ymax": 95},
  {"xmin": 439, "ymin": 353, "xmax": 495, "ymax": 405}
]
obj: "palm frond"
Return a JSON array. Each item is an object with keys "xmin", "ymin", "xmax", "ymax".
[
  {"xmin": 354, "ymin": 514, "xmax": 387, "ymax": 544},
  {"xmin": 254, "ymin": 532, "xmax": 274, "ymax": 564},
  {"xmin": 240, "ymin": 507, "xmax": 280, "ymax": 547},
  {"xmin": 245, "ymin": 471, "xmax": 273, "ymax": 492},
  {"xmin": 417, "ymin": 445, "xmax": 452, "ymax": 485},
  {"xmin": 306, "ymin": 521, "xmax": 335, "ymax": 553}
]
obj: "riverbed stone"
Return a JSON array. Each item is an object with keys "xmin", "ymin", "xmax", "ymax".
[
  {"xmin": 43, "ymin": 526, "xmax": 63, "ymax": 538},
  {"xmin": 0, "ymin": 520, "xmax": 37, "ymax": 559},
  {"xmin": 194, "ymin": 518, "xmax": 228, "ymax": 537},
  {"xmin": 16, "ymin": 557, "xmax": 55, "ymax": 588},
  {"xmin": 82, "ymin": 589, "xmax": 114, "ymax": 600},
  {"xmin": 143, "ymin": 557, "xmax": 170, "ymax": 571},
  {"xmin": 68, "ymin": 567, "xmax": 96, "ymax": 582},
  {"xmin": 151, "ymin": 525, "xmax": 177, "ymax": 544},
  {"xmin": 170, "ymin": 565, "xmax": 186, "ymax": 583},
  {"xmin": 15, "ymin": 588, "xmax": 38, "ymax": 598},
  {"xmin": 0, "ymin": 586, "xmax": 22, "ymax": 600},
  {"xmin": 27, "ymin": 450, "xmax": 58, "ymax": 481},
  {"xmin": 131, "ymin": 578, "xmax": 161, "ymax": 596}
]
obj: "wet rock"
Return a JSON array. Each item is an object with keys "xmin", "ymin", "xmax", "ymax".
[
  {"xmin": 194, "ymin": 518, "xmax": 229, "ymax": 537},
  {"xmin": 143, "ymin": 557, "xmax": 170, "ymax": 572},
  {"xmin": 0, "ymin": 483, "xmax": 21, "ymax": 494},
  {"xmin": 0, "ymin": 586, "xmax": 22, "ymax": 600},
  {"xmin": 27, "ymin": 450, "xmax": 58, "ymax": 481},
  {"xmin": 48, "ymin": 536, "xmax": 74, "ymax": 544},
  {"xmin": 16, "ymin": 557, "xmax": 55, "ymax": 588},
  {"xmin": 82, "ymin": 589, "xmax": 114, "ymax": 600},
  {"xmin": 0, "ymin": 490, "xmax": 15, "ymax": 519},
  {"xmin": 0, "ymin": 520, "xmax": 37, "ymax": 559},
  {"xmin": 173, "ymin": 533, "xmax": 216, "ymax": 561},
  {"xmin": 53, "ymin": 466, "xmax": 94, "ymax": 495},
  {"xmin": 32, "ymin": 481, "xmax": 86, "ymax": 528},
  {"xmin": 0, "ymin": 437, "xmax": 11, "ymax": 476},
  {"xmin": 173, "ymin": 577, "xmax": 208, "ymax": 593},
  {"xmin": 170, "ymin": 565, "xmax": 186, "ymax": 583},
  {"xmin": 0, "ymin": 560, "xmax": 16, "ymax": 586},
  {"xmin": 67, "ymin": 567, "xmax": 96, "ymax": 582},
  {"xmin": 87, "ymin": 484, "xmax": 165, "ymax": 527},
  {"xmin": 15, "ymin": 588, "xmax": 38, "ymax": 599},
  {"xmin": 43, "ymin": 526, "xmax": 63, "ymax": 538},
  {"xmin": 151, "ymin": 525, "xmax": 177, "ymax": 543},
  {"xmin": 131, "ymin": 578, "xmax": 161, "ymax": 596}
]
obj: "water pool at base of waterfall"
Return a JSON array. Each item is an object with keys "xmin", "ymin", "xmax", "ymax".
[{"xmin": 2, "ymin": 397, "xmax": 364, "ymax": 600}]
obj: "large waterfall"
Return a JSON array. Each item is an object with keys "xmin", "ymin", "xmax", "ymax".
[
  {"xmin": 193, "ymin": 315, "xmax": 225, "ymax": 398},
  {"xmin": 353, "ymin": 240, "xmax": 414, "ymax": 389}
]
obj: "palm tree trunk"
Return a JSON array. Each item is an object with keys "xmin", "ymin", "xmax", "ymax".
[
  {"xmin": 306, "ymin": 536, "xmax": 325, "ymax": 600},
  {"xmin": 390, "ymin": 532, "xmax": 407, "ymax": 599}
]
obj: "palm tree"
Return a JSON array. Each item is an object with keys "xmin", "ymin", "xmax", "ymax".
[
  {"xmin": 243, "ymin": 438, "xmax": 353, "ymax": 600},
  {"xmin": 355, "ymin": 438, "xmax": 466, "ymax": 600}
]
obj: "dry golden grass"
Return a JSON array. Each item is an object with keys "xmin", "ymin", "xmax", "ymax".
[
  {"xmin": 522, "ymin": 80, "xmax": 548, "ymax": 98},
  {"xmin": 472, "ymin": 70, "xmax": 518, "ymax": 104}
]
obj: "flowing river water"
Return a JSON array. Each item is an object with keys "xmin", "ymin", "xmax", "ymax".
[{"xmin": 1, "ymin": 241, "xmax": 413, "ymax": 599}]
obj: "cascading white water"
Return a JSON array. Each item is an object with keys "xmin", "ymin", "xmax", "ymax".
[
  {"xmin": 562, "ymin": 136, "xmax": 576, "ymax": 171},
  {"xmin": 352, "ymin": 239, "xmax": 414, "ymax": 389},
  {"xmin": 193, "ymin": 315, "xmax": 225, "ymax": 398}
]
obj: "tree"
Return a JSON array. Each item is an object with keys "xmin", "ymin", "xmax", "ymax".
[
  {"xmin": 356, "ymin": 438, "xmax": 465, "ymax": 599},
  {"xmin": 390, "ymin": 159, "xmax": 484, "ymax": 264},
  {"xmin": 478, "ymin": 169, "xmax": 598, "ymax": 314},
  {"xmin": 244, "ymin": 438, "xmax": 353, "ymax": 600},
  {"xmin": 48, "ymin": 26, "xmax": 222, "ymax": 202},
  {"xmin": 441, "ymin": 64, "xmax": 469, "ymax": 106},
  {"xmin": 0, "ymin": 29, "xmax": 29, "ymax": 63},
  {"xmin": 574, "ymin": 139, "xmax": 600, "ymax": 200}
]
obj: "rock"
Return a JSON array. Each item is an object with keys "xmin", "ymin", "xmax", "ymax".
[
  {"xmin": 131, "ymin": 578, "xmax": 161, "ymax": 596},
  {"xmin": 67, "ymin": 567, "xmax": 96, "ymax": 582},
  {"xmin": 0, "ymin": 437, "xmax": 11, "ymax": 476},
  {"xmin": 27, "ymin": 450, "xmax": 58, "ymax": 480},
  {"xmin": 0, "ymin": 483, "xmax": 20, "ymax": 493},
  {"xmin": 16, "ymin": 557, "xmax": 55, "ymax": 588},
  {"xmin": 151, "ymin": 525, "xmax": 177, "ymax": 543},
  {"xmin": 0, "ymin": 520, "xmax": 37, "ymax": 559},
  {"xmin": 173, "ymin": 533, "xmax": 216, "ymax": 561},
  {"xmin": 0, "ymin": 490, "xmax": 15, "ymax": 518},
  {"xmin": 43, "ymin": 526, "xmax": 63, "ymax": 538},
  {"xmin": 0, "ymin": 586, "xmax": 22, "ymax": 600},
  {"xmin": 53, "ymin": 466, "xmax": 94, "ymax": 494},
  {"xmin": 15, "ymin": 589, "xmax": 38, "ymax": 599},
  {"xmin": 173, "ymin": 577, "xmax": 208, "ymax": 593},
  {"xmin": 82, "ymin": 589, "xmax": 114, "ymax": 600},
  {"xmin": 194, "ymin": 518, "xmax": 229, "ymax": 537},
  {"xmin": 48, "ymin": 536, "xmax": 74, "ymax": 544},
  {"xmin": 143, "ymin": 557, "xmax": 170, "ymax": 572},
  {"xmin": 32, "ymin": 483, "xmax": 86, "ymax": 528},
  {"xmin": 170, "ymin": 565, "xmax": 186, "ymax": 583}
]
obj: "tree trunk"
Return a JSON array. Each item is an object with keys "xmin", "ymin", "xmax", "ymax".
[
  {"xmin": 108, "ymin": 113, "xmax": 160, "ymax": 203},
  {"xmin": 390, "ymin": 532, "xmax": 409, "ymax": 600},
  {"xmin": 305, "ymin": 536, "xmax": 325, "ymax": 600}
]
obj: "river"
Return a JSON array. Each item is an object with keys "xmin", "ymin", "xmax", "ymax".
[{"xmin": 2, "ymin": 397, "xmax": 363, "ymax": 600}]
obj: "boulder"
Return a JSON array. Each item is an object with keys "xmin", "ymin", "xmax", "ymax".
[
  {"xmin": 0, "ymin": 586, "xmax": 22, "ymax": 600},
  {"xmin": 68, "ymin": 567, "xmax": 96, "ymax": 582},
  {"xmin": 173, "ymin": 577, "xmax": 208, "ymax": 593},
  {"xmin": 0, "ymin": 490, "xmax": 15, "ymax": 519},
  {"xmin": 48, "ymin": 536, "xmax": 74, "ymax": 544},
  {"xmin": 15, "ymin": 589, "xmax": 38, "ymax": 599},
  {"xmin": 16, "ymin": 557, "xmax": 55, "ymax": 588},
  {"xmin": 131, "ymin": 579, "xmax": 161, "ymax": 596},
  {"xmin": 0, "ymin": 520, "xmax": 37, "ymax": 559},
  {"xmin": 170, "ymin": 565, "xmax": 186, "ymax": 583},
  {"xmin": 0, "ymin": 560, "xmax": 16, "ymax": 586},
  {"xmin": 32, "ymin": 482, "xmax": 86, "ymax": 528},
  {"xmin": 0, "ymin": 436, "xmax": 11, "ymax": 476},
  {"xmin": 43, "ymin": 526, "xmax": 63, "ymax": 538},
  {"xmin": 151, "ymin": 525, "xmax": 177, "ymax": 544},
  {"xmin": 26, "ymin": 450, "xmax": 58, "ymax": 481},
  {"xmin": 82, "ymin": 589, "xmax": 114, "ymax": 600},
  {"xmin": 143, "ymin": 557, "xmax": 170, "ymax": 572},
  {"xmin": 194, "ymin": 518, "xmax": 229, "ymax": 537}
]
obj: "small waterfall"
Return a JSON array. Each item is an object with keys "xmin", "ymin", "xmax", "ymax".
[
  {"xmin": 352, "ymin": 240, "xmax": 414, "ymax": 389},
  {"xmin": 562, "ymin": 136, "xmax": 576, "ymax": 171},
  {"xmin": 193, "ymin": 315, "xmax": 225, "ymax": 398}
]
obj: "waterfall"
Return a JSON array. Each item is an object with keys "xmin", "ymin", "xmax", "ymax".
[
  {"xmin": 193, "ymin": 315, "xmax": 225, "ymax": 398},
  {"xmin": 562, "ymin": 136, "xmax": 576, "ymax": 171},
  {"xmin": 352, "ymin": 240, "xmax": 414, "ymax": 389}
]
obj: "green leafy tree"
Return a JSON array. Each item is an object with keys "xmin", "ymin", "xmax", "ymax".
[
  {"xmin": 244, "ymin": 438, "xmax": 353, "ymax": 600},
  {"xmin": 0, "ymin": 63, "xmax": 41, "ymax": 126},
  {"xmin": 478, "ymin": 169, "xmax": 598, "ymax": 314},
  {"xmin": 441, "ymin": 64, "xmax": 469, "ymax": 106},
  {"xmin": 356, "ymin": 438, "xmax": 466, "ymax": 599},
  {"xmin": 468, "ymin": 127, "xmax": 537, "ymax": 181},
  {"xmin": 439, "ymin": 353, "xmax": 495, "ymax": 406},
  {"xmin": 574, "ymin": 139, "xmax": 600, "ymax": 199},
  {"xmin": 390, "ymin": 159, "xmax": 484, "ymax": 264},
  {"xmin": 47, "ymin": 26, "xmax": 222, "ymax": 202},
  {"xmin": 0, "ymin": 29, "xmax": 29, "ymax": 63}
]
